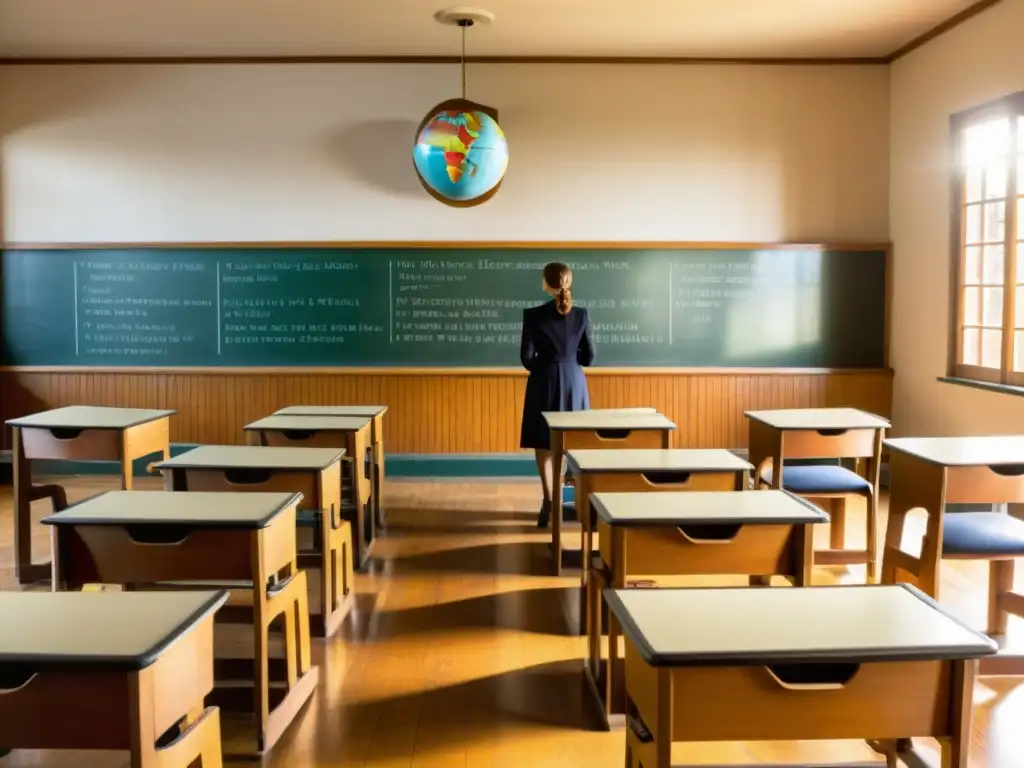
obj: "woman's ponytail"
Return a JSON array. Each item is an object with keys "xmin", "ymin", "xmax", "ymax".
[
  {"xmin": 543, "ymin": 262, "xmax": 574, "ymax": 316},
  {"xmin": 555, "ymin": 286, "xmax": 573, "ymax": 315}
]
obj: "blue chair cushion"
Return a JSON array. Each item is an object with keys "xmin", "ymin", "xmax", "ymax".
[
  {"xmin": 942, "ymin": 512, "xmax": 1024, "ymax": 557},
  {"xmin": 760, "ymin": 465, "xmax": 871, "ymax": 494}
]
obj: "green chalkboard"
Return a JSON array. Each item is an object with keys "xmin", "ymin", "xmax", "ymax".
[{"xmin": 0, "ymin": 245, "xmax": 887, "ymax": 368}]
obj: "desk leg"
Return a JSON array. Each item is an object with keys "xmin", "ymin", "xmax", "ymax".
[
  {"xmin": 125, "ymin": 418, "xmax": 172, "ymax": 486},
  {"xmin": 345, "ymin": 433, "xmax": 371, "ymax": 570},
  {"xmin": 132, "ymin": 702, "xmax": 223, "ymax": 768},
  {"xmin": 12, "ymin": 428, "xmax": 32, "ymax": 581},
  {"xmin": 626, "ymin": 672, "xmax": 672, "ymax": 768},
  {"xmin": 120, "ymin": 433, "xmax": 134, "ymax": 490},
  {"xmin": 579, "ymin": 473, "xmax": 593, "ymax": 589},
  {"xmin": 880, "ymin": 452, "xmax": 946, "ymax": 598},
  {"xmin": 12, "ymin": 428, "xmax": 66, "ymax": 584},
  {"xmin": 587, "ymin": 562, "xmax": 603, "ymax": 682},
  {"xmin": 314, "ymin": 466, "xmax": 354, "ymax": 639},
  {"xmin": 603, "ymin": 529, "xmax": 627, "ymax": 719},
  {"xmin": 793, "ymin": 522, "xmax": 814, "ymax": 587},
  {"xmin": 550, "ymin": 432, "xmax": 565, "ymax": 576},
  {"xmin": 374, "ymin": 415, "xmax": 386, "ymax": 529},
  {"xmin": 942, "ymin": 658, "xmax": 975, "ymax": 768}
]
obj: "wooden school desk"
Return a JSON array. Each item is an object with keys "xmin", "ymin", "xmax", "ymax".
[
  {"xmin": 44, "ymin": 490, "xmax": 317, "ymax": 754},
  {"xmin": 275, "ymin": 405, "xmax": 389, "ymax": 529},
  {"xmin": 542, "ymin": 411, "xmax": 677, "ymax": 575},
  {"xmin": 586, "ymin": 489, "xmax": 828, "ymax": 726},
  {"xmin": 155, "ymin": 445, "xmax": 353, "ymax": 638},
  {"xmin": 563, "ymin": 448, "xmax": 751, "ymax": 578},
  {"xmin": 608, "ymin": 584, "xmax": 996, "ymax": 768},
  {"xmin": 5, "ymin": 405, "xmax": 175, "ymax": 584},
  {"xmin": 883, "ymin": 436, "xmax": 1024, "ymax": 676},
  {"xmin": 0, "ymin": 590, "xmax": 227, "ymax": 767},
  {"xmin": 746, "ymin": 407, "xmax": 889, "ymax": 581},
  {"xmin": 245, "ymin": 413, "xmax": 376, "ymax": 569}
]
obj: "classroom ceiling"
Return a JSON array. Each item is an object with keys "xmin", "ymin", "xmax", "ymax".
[{"xmin": 0, "ymin": 0, "xmax": 989, "ymax": 60}]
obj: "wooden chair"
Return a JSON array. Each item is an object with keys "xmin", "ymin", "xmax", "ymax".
[
  {"xmin": 748, "ymin": 410, "xmax": 886, "ymax": 582},
  {"xmin": 882, "ymin": 437, "xmax": 1024, "ymax": 676}
]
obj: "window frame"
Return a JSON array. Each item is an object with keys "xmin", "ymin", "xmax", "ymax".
[{"xmin": 949, "ymin": 92, "xmax": 1024, "ymax": 386}]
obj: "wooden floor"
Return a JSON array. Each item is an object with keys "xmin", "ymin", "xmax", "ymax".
[{"xmin": 2, "ymin": 477, "xmax": 1024, "ymax": 767}]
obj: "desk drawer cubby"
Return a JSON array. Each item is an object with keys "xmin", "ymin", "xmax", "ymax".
[
  {"xmin": 615, "ymin": 523, "xmax": 797, "ymax": 576},
  {"xmin": 19, "ymin": 427, "xmax": 120, "ymax": 461},
  {"xmin": 178, "ymin": 468, "xmax": 318, "ymax": 502},
  {"xmin": 781, "ymin": 428, "xmax": 877, "ymax": 460},
  {"xmin": 625, "ymin": 642, "xmax": 950, "ymax": 743},
  {"xmin": 945, "ymin": 464, "xmax": 1024, "ymax": 505}
]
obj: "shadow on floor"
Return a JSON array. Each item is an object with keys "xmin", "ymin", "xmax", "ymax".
[
  {"xmin": 347, "ymin": 585, "xmax": 579, "ymax": 639},
  {"xmin": 383, "ymin": 506, "xmax": 541, "ymax": 535},
  {"xmin": 257, "ymin": 659, "xmax": 606, "ymax": 761},
  {"xmin": 376, "ymin": 541, "xmax": 554, "ymax": 576}
]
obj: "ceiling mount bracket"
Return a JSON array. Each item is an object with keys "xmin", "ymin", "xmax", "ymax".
[{"xmin": 433, "ymin": 7, "xmax": 495, "ymax": 27}]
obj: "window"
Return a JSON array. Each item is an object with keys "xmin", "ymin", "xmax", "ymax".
[{"xmin": 951, "ymin": 93, "xmax": 1024, "ymax": 385}]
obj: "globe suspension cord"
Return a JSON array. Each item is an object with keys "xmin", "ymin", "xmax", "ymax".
[{"xmin": 460, "ymin": 21, "xmax": 467, "ymax": 100}]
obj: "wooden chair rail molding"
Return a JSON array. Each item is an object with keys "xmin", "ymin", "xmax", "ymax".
[{"xmin": 0, "ymin": 368, "xmax": 892, "ymax": 454}]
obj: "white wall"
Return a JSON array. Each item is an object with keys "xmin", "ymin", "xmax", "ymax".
[
  {"xmin": 890, "ymin": 0, "xmax": 1024, "ymax": 436},
  {"xmin": 0, "ymin": 63, "xmax": 889, "ymax": 244}
]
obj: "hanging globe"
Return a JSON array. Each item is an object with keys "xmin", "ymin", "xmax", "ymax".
[{"xmin": 413, "ymin": 98, "xmax": 509, "ymax": 207}]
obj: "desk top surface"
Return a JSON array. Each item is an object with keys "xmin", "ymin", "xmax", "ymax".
[
  {"xmin": 6, "ymin": 406, "xmax": 176, "ymax": 430},
  {"xmin": 275, "ymin": 405, "xmax": 388, "ymax": 417},
  {"xmin": 155, "ymin": 444, "xmax": 344, "ymax": 470},
  {"xmin": 245, "ymin": 414, "xmax": 373, "ymax": 432},
  {"xmin": 543, "ymin": 411, "xmax": 676, "ymax": 431},
  {"xmin": 591, "ymin": 490, "xmax": 828, "ymax": 526},
  {"xmin": 0, "ymin": 591, "xmax": 227, "ymax": 670},
  {"xmin": 745, "ymin": 408, "xmax": 890, "ymax": 430},
  {"xmin": 566, "ymin": 449, "xmax": 753, "ymax": 474},
  {"xmin": 605, "ymin": 584, "xmax": 996, "ymax": 666},
  {"xmin": 885, "ymin": 436, "xmax": 1024, "ymax": 466},
  {"xmin": 43, "ymin": 490, "xmax": 302, "ymax": 528}
]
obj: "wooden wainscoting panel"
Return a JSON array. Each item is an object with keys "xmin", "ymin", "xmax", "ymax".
[{"xmin": 0, "ymin": 369, "xmax": 892, "ymax": 453}]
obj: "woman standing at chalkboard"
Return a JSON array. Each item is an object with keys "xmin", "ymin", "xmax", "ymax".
[{"xmin": 520, "ymin": 262, "xmax": 595, "ymax": 528}]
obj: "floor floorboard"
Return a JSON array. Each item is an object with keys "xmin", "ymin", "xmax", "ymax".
[{"xmin": 1, "ymin": 476, "xmax": 1022, "ymax": 766}]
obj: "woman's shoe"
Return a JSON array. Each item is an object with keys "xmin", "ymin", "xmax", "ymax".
[{"xmin": 536, "ymin": 499, "xmax": 551, "ymax": 528}]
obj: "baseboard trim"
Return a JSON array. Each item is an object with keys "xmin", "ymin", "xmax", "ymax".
[
  {"xmin": 0, "ymin": 446, "xmax": 559, "ymax": 481},
  {"xmin": 0, "ymin": 446, "xmax": 908, "ymax": 493}
]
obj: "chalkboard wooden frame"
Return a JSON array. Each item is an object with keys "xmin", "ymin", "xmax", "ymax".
[{"xmin": 0, "ymin": 240, "xmax": 892, "ymax": 372}]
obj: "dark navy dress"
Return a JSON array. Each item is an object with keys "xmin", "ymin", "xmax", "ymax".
[{"xmin": 519, "ymin": 301, "xmax": 595, "ymax": 450}]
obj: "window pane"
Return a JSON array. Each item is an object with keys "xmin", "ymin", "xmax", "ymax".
[
  {"xmin": 982, "ymin": 328, "xmax": 1002, "ymax": 367},
  {"xmin": 964, "ymin": 117, "xmax": 1011, "ymax": 165},
  {"xmin": 966, "ymin": 166, "xmax": 983, "ymax": 202},
  {"xmin": 985, "ymin": 201, "xmax": 1006, "ymax": 242},
  {"xmin": 965, "ymin": 246, "xmax": 982, "ymax": 284},
  {"xmin": 1017, "ymin": 285, "xmax": 1024, "ymax": 327},
  {"xmin": 985, "ymin": 160, "xmax": 1008, "ymax": 199},
  {"xmin": 983, "ymin": 287, "xmax": 1004, "ymax": 326},
  {"xmin": 1016, "ymin": 330, "xmax": 1024, "ymax": 371},
  {"xmin": 965, "ymin": 287, "xmax": 981, "ymax": 324},
  {"xmin": 963, "ymin": 328, "xmax": 981, "ymax": 364},
  {"xmin": 966, "ymin": 204, "xmax": 982, "ymax": 244},
  {"xmin": 983, "ymin": 245, "xmax": 1005, "ymax": 283}
]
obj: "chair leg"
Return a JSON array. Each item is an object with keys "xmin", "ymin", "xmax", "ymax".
[
  {"xmin": 830, "ymin": 498, "xmax": 847, "ymax": 550},
  {"xmin": 880, "ymin": 552, "xmax": 897, "ymax": 585},
  {"xmin": 865, "ymin": 492, "xmax": 879, "ymax": 583},
  {"xmin": 988, "ymin": 560, "xmax": 1014, "ymax": 637}
]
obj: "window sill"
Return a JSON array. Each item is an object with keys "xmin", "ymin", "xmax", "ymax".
[{"xmin": 938, "ymin": 376, "xmax": 1024, "ymax": 398}]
